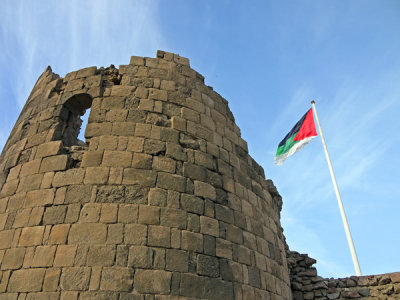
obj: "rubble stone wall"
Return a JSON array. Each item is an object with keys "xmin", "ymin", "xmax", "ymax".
[
  {"xmin": 0, "ymin": 51, "xmax": 291, "ymax": 299},
  {"xmin": 287, "ymin": 250, "xmax": 400, "ymax": 300}
]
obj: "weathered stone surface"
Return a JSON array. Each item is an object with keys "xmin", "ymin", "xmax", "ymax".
[
  {"xmin": 1, "ymin": 248, "xmax": 25, "ymax": 270},
  {"xmin": 87, "ymin": 245, "xmax": 115, "ymax": 266},
  {"xmin": 8, "ymin": 268, "xmax": 46, "ymax": 292},
  {"xmin": 128, "ymin": 245, "xmax": 153, "ymax": 268},
  {"xmin": 134, "ymin": 270, "xmax": 172, "ymax": 294},
  {"xmin": 194, "ymin": 180, "xmax": 216, "ymax": 200},
  {"xmin": 100, "ymin": 267, "xmax": 133, "ymax": 292},
  {"xmin": 60, "ymin": 267, "xmax": 91, "ymax": 291},
  {"xmin": 68, "ymin": 223, "xmax": 107, "ymax": 244},
  {"xmin": 197, "ymin": 254, "xmax": 219, "ymax": 277}
]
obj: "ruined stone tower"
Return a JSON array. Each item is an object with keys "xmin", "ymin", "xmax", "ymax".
[{"xmin": 0, "ymin": 50, "xmax": 292, "ymax": 299}]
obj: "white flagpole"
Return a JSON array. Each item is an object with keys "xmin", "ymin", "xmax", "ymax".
[{"xmin": 311, "ymin": 100, "xmax": 362, "ymax": 276}]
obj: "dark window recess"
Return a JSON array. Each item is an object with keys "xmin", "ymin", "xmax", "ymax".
[{"xmin": 62, "ymin": 93, "xmax": 93, "ymax": 147}]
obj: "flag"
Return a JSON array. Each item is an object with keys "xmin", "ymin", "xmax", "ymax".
[{"xmin": 274, "ymin": 108, "xmax": 317, "ymax": 165}]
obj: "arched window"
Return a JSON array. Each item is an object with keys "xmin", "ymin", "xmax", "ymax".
[{"xmin": 62, "ymin": 93, "xmax": 92, "ymax": 146}]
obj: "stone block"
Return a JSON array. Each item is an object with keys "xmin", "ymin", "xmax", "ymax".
[
  {"xmin": 25, "ymin": 189, "xmax": 54, "ymax": 208},
  {"xmin": 43, "ymin": 268, "xmax": 61, "ymax": 292},
  {"xmin": 148, "ymin": 188, "xmax": 167, "ymax": 206},
  {"xmin": 149, "ymin": 88, "xmax": 167, "ymax": 101},
  {"xmin": 160, "ymin": 80, "xmax": 175, "ymax": 91},
  {"xmin": 195, "ymin": 150, "xmax": 216, "ymax": 170},
  {"xmin": 79, "ymin": 203, "xmax": 101, "ymax": 223},
  {"xmin": 132, "ymin": 153, "xmax": 152, "ymax": 169},
  {"xmin": 181, "ymin": 194, "xmax": 204, "ymax": 215},
  {"xmin": 100, "ymin": 267, "xmax": 133, "ymax": 292},
  {"xmin": 135, "ymin": 123, "xmax": 152, "ymax": 138},
  {"xmin": 87, "ymin": 245, "xmax": 115, "ymax": 266},
  {"xmin": 60, "ymin": 267, "xmax": 91, "ymax": 291},
  {"xmin": 200, "ymin": 216, "xmax": 219, "ymax": 237},
  {"xmin": 124, "ymin": 224, "xmax": 147, "ymax": 245},
  {"xmin": 0, "ymin": 230, "xmax": 14, "ymax": 249},
  {"xmin": 152, "ymin": 156, "xmax": 176, "ymax": 173},
  {"xmin": 118, "ymin": 204, "xmax": 138, "ymax": 223},
  {"xmin": 52, "ymin": 169, "xmax": 85, "ymax": 187},
  {"xmin": 139, "ymin": 205, "xmax": 160, "ymax": 225},
  {"xmin": 181, "ymin": 230, "xmax": 203, "ymax": 253},
  {"xmin": 159, "ymin": 128, "xmax": 179, "ymax": 143},
  {"xmin": 108, "ymin": 168, "xmax": 123, "ymax": 184},
  {"xmin": 197, "ymin": 254, "xmax": 219, "ymax": 277},
  {"xmin": 148, "ymin": 225, "xmax": 170, "ymax": 247},
  {"xmin": 20, "ymin": 159, "xmax": 41, "ymax": 177},
  {"xmin": 43, "ymin": 205, "xmax": 66, "ymax": 224},
  {"xmin": 216, "ymin": 238, "xmax": 233, "ymax": 260},
  {"xmin": 166, "ymin": 142, "xmax": 187, "ymax": 161},
  {"xmin": 183, "ymin": 162, "xmax": 206, "ymax": 181},
  {"xmin": 126, "ymin": 136, "xmax": 144, "ymax": 152},
  {"xmin": 203, "ymin": 234, "xmax": 216, "ymax": 256},
  {"xmin": 128, "ymin": 245, "xmax": 153, "ymax": 268},
  {"xmin": 48, "ymin": 224, "xmax": 70, "ymax": 244},
  {"xmin": 100, "ymin": 203, "xmax": 118, "ymax": 223},
  {"xmin": 167, "ymin": 190, "xmax": 180, "ymax": 208},
  {"xmin": 60, "ymin": 291, "xmax": 78, "ymax": 300},
  {"xmin": 112, "ymin": 122, "xmax": 135, "ymax": 136},
  {"xmin": 166, "ymin": 249, "xmax": 188, "ymax": 272},
  {"xmin": 12, "ymin": 208, "xmax": 30, "ymax": 228},
  {"xmin": 68, "ymin": 223, "xmax": 107, "ymax": 244},
  {"xmin": 134, "ymin": 270, "xmax": 172, "ymax": 294},
  {"xmin": 227, "ymin": 224, "xmax": 243, "ymax": 244},
  {"xmin": 41, "ymin": 171, "xmax": 55, "ymax": 189},
  {"xmin": 35, "ymin": 141, "xmax": 62, "ymax": 158},
  {"xmin": 215, "ymin": 204, "xmax": 234, "ymax": 224},
  {"xmin": 1, "ymin": 248, "xmax": 25, "ymax": 270},
  {"xmin": 171, "ymin": 116, "xmax": 186, "ymax": 131},
  {"xmin": 106, "ymin": 223, "xmax": 123, "ymax": 244},
  {"xmin": 143, "ymin": 139, "xmax": 166, "ymax": 155},
  {"xmin": 0, "ymin": 180, "xmax": 19, "ymax": 197},
  {"xmin": 31, "ymin": 245, "xmax": 57, "ymax": 267},
  {"xmin": 40, "ymin": 155, "xmax": 68, "ymax": 172},
  {"xmin": 237, "ymin": 245, "xmax": 251, "ymax": 265},
  {"xmin": 53, "ymin": 245, "xmax": 77, "ymax": 267},
  {"xmin": 65, "ymin": 204, "xmax": 81, "ymax": 223},
  {"xmin": 194, "ymin": 180, "xmax": 216, "ymax": 200},
  {"xmin": 103, "ymin": 150, "xmax": 132, "ymax": 167},
  {"xmin": 130, "ymin": 56, "xmax": 145, "ymax": 66},
  {"xmin": 105, "ymin": 109, "xmax": 128, "ymax": 122},
  {"xmin": 84, "ymin": 167, "xmax": 109, "ymax": 184},
  {"xmin": 187, "ymin": 213, "xmax": 200, "ymax": 232},
  {"xmin": 181, "ymin": 107, "xmax": 200, "ymax": 123},
  {"xmin": 8, "ymin": 268, "xmax": 46, "ymax": 292},
  {"xmin": 81, "ymin": 151, "xmax": 103, "ymax": 167},
  {"xmin": 19, "ymin": 226, "xmax": 45, "ymax": 246},
  {"xmin": 180, "ymin": 273, "xmax": 206, "ymax": 298},
  {"xmin": 160, "ymin": 207, "xmax": 186, "ymax": 229},
  {"xmin": 98, "ymin": 136, "xmax": 118, "ymax": 150},
  {"xmin": 122, "ymin": 168, "xmax": 157, "ymax": 187},
  {"xmin": 157, "ymin": 172, "xmax": 186, "ymax": 192}
]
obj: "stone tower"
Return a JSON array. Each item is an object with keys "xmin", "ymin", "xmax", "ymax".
[{"xmin": 0, "ymin": 51, "xmax": 291, "ymax": 299}]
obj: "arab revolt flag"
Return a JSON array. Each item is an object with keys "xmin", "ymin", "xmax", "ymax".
[{"xmin": 274, "ymin": 108, "xmax": 318, "ymax": 165}]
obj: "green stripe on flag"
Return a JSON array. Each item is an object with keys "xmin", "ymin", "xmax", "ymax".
[{"xmin": 275, "ymin": 134, "xmax": 299, "ymax": 156}]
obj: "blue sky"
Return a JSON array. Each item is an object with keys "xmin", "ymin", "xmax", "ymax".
[{"xmin": 1, "ymin": 0, "xmax": 400, "ymax": 278}]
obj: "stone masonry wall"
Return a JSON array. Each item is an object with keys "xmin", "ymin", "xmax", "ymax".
[
  {"xmin": 287, "ymin": 250, "xmax": 400, "ymax": 300},
  {"xmin": 0, "ymin": 51, "xmax": 291, "ymax": 299}
]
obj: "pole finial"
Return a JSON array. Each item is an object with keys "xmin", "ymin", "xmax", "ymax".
[{"xmin": 311, "ymin": 100, "xmax": 315, "ymax": 104}]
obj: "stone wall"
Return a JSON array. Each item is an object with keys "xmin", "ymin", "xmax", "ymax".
[
  {"xmin": 0, "ymin": 51, "xmax": 292, "ymax": 299},
  {"xmin": 287, "ymin": 250, "xmax": 400, "ymax": 299}
]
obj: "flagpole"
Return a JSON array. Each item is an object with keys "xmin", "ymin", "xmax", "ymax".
[{"xmin": 311, "ymin": 100, "xmax": 362, "ymax": 276}]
